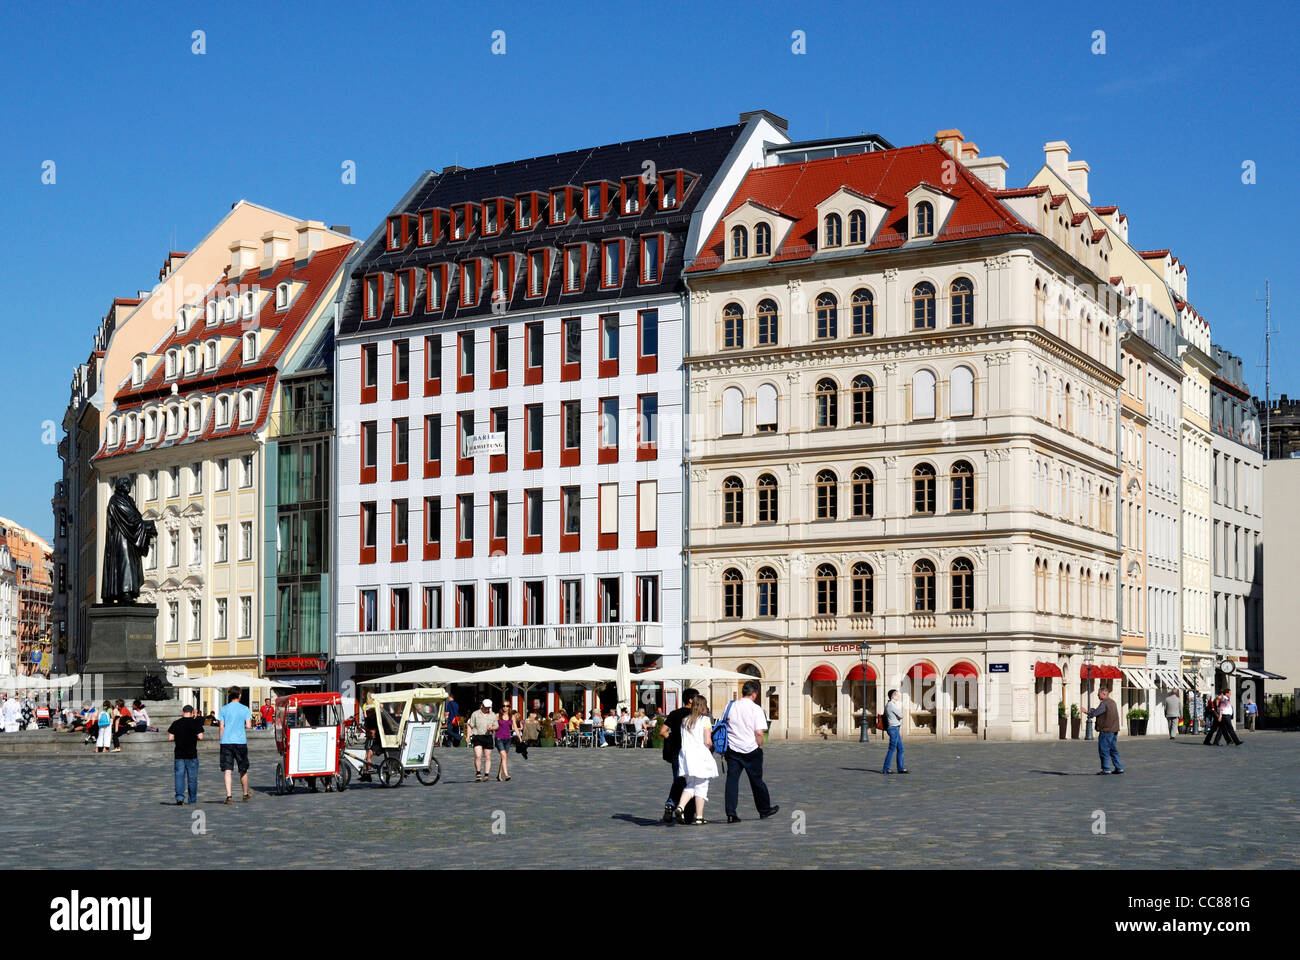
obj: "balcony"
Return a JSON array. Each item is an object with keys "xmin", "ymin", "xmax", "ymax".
[
  {"xmin": 336, "ymin": 622, "xmax": 663, "ymax": 662},
  {"xmin": 267, "ymin": 404, "xmax": 333, "ymax": 439}
]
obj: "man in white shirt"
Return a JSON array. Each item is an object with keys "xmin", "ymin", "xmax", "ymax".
[
  {"xmin": 722, "ymin": 680, "xmax": 779, "ymax": 823},
  {"xmin": 1212, "ymin": 691, "xmax": 1242, "ymax": 746}
]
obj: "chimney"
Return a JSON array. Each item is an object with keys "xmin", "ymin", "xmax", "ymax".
[
  {"xmin": 228, "ymin": 239, "xmax": 258, "ymax": 276},
  {"xmin": 1066, "ymin": 160, "xmax": 1091, "ymax": 201},
  {"xmin": 1043, "ymin": 140, "xmax": 1071, "ymax": 175},
  {"xmin": 260, "ymin": 230, "xmax": 292, "ymax": 269},
  {"xmin": 295, "ymin": 220, "xmax": 327, "ymax": 257},
  {"xmin": 964, "ymin": 156, "xmax": 1009, "ymax": 190},
  {"xmin": 960, "ymin": 141, "xmax": 979, "ymax": 160},
  {"xmin": 935, "ymin": 129, "xmax": 964, "ymax": 158}
]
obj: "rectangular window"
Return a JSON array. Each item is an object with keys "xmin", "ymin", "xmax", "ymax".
[
  {"xmin": 516, "ymin": 193, "xmax": 535, "ymax": 230},
  {"xmin": 524, "ymin": 580, "xmax": 544, "ymax": 625},
  {"xmin": 426, "ymin": 265, "xmax": 447, "ymax": 311},
  {"xmin": 584, "ymin": 183, "xmax": 604, "ymax": 220},
  {"xmin": 456, "ymin": 584, "xmax": 476, "ymax": 628},
  {"xmin": 422, "ymin": 585, "xmax": 442, "ymax": 629},
  {"xmin": 561, "ymin": 317, "xmax": 581, "ymax": 381},
  {"xmin": 217, "ymin": 458, "xmax": 229, "ymax": 491},
  {"xmin": 490, "ymin": 407, "xmax": 508, "ymax": 473},
  {"xmin": 562, "ymin": 400, "xmax": 581, "ymax": 467},
  {"xmin": 491, "ymin": 490, "xmax": 508, "ymax": 548},
  {"xmin": 424, "ymin": 334, "xmax": 442, "ymax": 395},
  {"xmin": 361, "ymin": 343, "xmax": 378, "ymax": 404},
  {"xmin": 524, "ymin": 487, "xmax": 543, "ymax": 553},
  {"xmin": 561, "ymin": 485, "xmax": 581, "ymax": 551},
  {"xmin": 239, "ymin": 521, "xmax": 253, "ymax": 560},
  {"xmin": 394, "ymin": 270, "xmax": 413, "ymax": 317},
  {"xmin": 599, "ymin": 482, "xmax": 618, "ymax": 550},
  {"xmin": 393, "ymin": 339, "xmax": 410, "ymax": 400},
  {"xmin": 491, "ymin": 325, "xmax": 509, "ymax": 389},
  {"xmin": 456, "ymin": 493, "xmax": 474, "ymax": 558},
  {"xmin": 216, "ymin": 524, "xmax": 228, "ymax": 563},
  {"xmin": 550, "ymin": 188, "xmax": 569, "ymax": 224},
  {"xmin": 492, "ymin": 255, "xmax": 513, "ymax": 309},
  {"xmin": 459, "ymin": 260, "xmax": 479, "ymax": 307},
  {"xmin": 563, "ymin": 245, "xmax": 585, "ymax": 293},
  {"xmin": 363, "ymin": 275, "xmax": 383, "ymax": 320},
  {"xmin": 361, "ymin": 421, "xmax": 376, "ymax": 483},
  {"xmin": 620, "ymin": 176, "xmax": 643, "ymax": 215},
  {"xmin": 525, "ymin": 322, "xmax": 543, "ymax": 385},
  {"xmin": 561, "ymin": 579, "xmax": 582, "ymax": 624},
  {"xmin": 239, "ymin": 597, "xmax": 252, "ymax": 639},
  {"xmin": 599, "ymin": 313, "xmax": 619, "ymax": 378},
  {"xmin": 424, "ymin": 414, "xmax": 441, "ymax": 478},
  {"xmin": 483, "ymin": 200, "xmax": 500, "ymax": 235},
  {"xmin": 191, "ymin": 462, "xmax": 203, "ymax": 495},
  {"xmin": 457, "ymin": 331, "xmax": 474, "ymax": 392},
  {"xmin": 360, "ymin": 502, "xmax": 376, "ymax": 564},
  {"xmin": 390, "ymin": 588, "xmax": 410, "ymax": 631},
  {"xmin": 240, "ymin": 454, "xmax": 253, "ymax": 488},
  {"xmin": 524, "ymin": 404, "xmax": 543, "ymax": 470},
  {"xmin": 215, "ymin": 598, "xmax": 228, "ymax": 639},
  {"xmin": 637, "ymin": 575, "xmax": 660, "ymax": 622},
  {"xmin": 392, "ymin": 498, "xmax": 408, "ymax": 562},
  {"xmin": 638, "ymin": 309, "xmax": 658, "ymax": 374},
  {"xmin": 527, "ymin": 249, "xmax": 548, "ymax": 298},
  {"xmin": 423, "ymin": 496, "xmax": 440, "ymax": 560},
  {"xmin": 457, "ymin": 411, "xmax": 474, "ymax": 475},
  {"xmin": 489, "ymin": 582, "xmax": 509, "ymax": 627},
  {"xmin": 392, "ymin": 418, "xmax": 409, "ymax": 481},
  {"xmin": 599, "ymin": 397, "xmax": 619, "ymax": 464},
  {"xmin": 637, "ymin": 479, "xmax": 657, "ymax": 548},
  {"xmin": 601, "ymin": 240, "xmax": 623, "ymax": 289},
  {"xmin": 598, "ymin": 577, "xmax": 620, "ymax": 622},
  {"xmin": 386, "ymin": 216, "xmax": 402, "ymax": 251},
  {"xmin": 638, "ymin": 394, "xmax": 658, "ymax": 460},
  {"xmin": 359, "ymin": 590, "xmax": 377, "ymax": 632},
  {"xmin": 418, "ymin": 209, "xmax": 436, "ymax": 246},
  {"xmin": 640, "ymin": 234, "xmax": 662, "ymax": 283}
]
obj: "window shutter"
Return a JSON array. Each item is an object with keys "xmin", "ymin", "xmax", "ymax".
[
  {"xmin": 638, "ymin": 481, "xmax": 657, "ymax": 532},
  {"xmin": 599, "ymin": 483, "xmax": 618, "ymax": 534}
]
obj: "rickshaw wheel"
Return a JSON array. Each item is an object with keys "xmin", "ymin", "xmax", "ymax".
[
  {"xmin": 334, "ymin": 760, "xmax": 350, "ymax": 792},
  {"xmin": 416, "ymin": 757, "xmax": 442, "ymax": 786},
  {"xmin": 378, "ymin": 756, "xmax": 403, "ymax": 787},
  {"xmin": 275, "ymin": 763, "xmax": 288, "ymax": 796}
]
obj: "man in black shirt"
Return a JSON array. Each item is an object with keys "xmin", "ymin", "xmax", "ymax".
[
  {"xmin": 660, "ymin": 687, "xmax": 699, "ymax": 824},
  {"xmin": 167, "ymin": 705, "xmax": 205, "ymax": 805}
]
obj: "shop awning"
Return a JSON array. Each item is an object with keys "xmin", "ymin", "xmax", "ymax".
[
  {"xmin": 1239, "ymin": 667, "xmax": 1287, "ymax": 680},
  {"xmin": 1153, "ymin": 669, "xmax": 1181, "ymax": 689},
  {"xmin": 946, "ymin": 662, "xmax": 978, "ymax": 678},
  {"xmin": 808, "ymin": 665, "xmax": 838, "ymax": 683},
  {"xmin": 1034, "ymin": 661, "xmax": 1063, "ymax": 678},
  {"xmin": 1080, "ymin": 665, "xmax": 1122, "ymax": 680},
  {"xmin": 846, "ymin": 663, "xmax": 877, "ymax": 682},
  {"xmin": 907, "ymin": 663, "xmax": 936, "ymax": 680},
  {"xmin": 1121, "ymin": 668, "xmax": 1152, "ymax": 690}
]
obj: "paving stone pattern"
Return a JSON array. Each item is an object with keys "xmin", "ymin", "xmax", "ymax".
[{"xmin": 2, "ymin": 732, "xmax": 1296, "ymax": 869}]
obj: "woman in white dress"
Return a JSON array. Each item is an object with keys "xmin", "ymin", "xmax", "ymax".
[{"xmin": 674, "ymin": 696, "xmax": 718, "ymax": 824}]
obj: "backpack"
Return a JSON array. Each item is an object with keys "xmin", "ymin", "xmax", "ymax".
[
  {"xmin": 711, "ymin": 701, "xmax": 734, "ymax": 754},
  {"xmin": 97, "ymin": 711, "xmax": 111, "ymax": 728}
]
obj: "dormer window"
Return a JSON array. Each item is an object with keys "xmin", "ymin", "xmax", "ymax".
[
  {"xmin": 239, "ymin": 390, "xmax": 255, "ymax": 424},
  {"xmin": 754, "ymin": 222, "xmax": 772, "ymax": 256},
  {"xmin": 132, "ymin": 356, "xmax": 146, "ymax": 386},
  {"xmin": 562, "ymin": 245, "xmax": 584, "ymax": 293},
  {"xmin": 639, "ymin": 234, "xmax": 663, "ymax": 284},
  {"xmin": 164, "ymin": 351, "xmax": 177, "ymax": 380},
  {"xmin": 242, "ymin": 290, "xmax": 257, "ymax": 319},
  {"xmin": 492, "ymin": 255, "xmax": 515, "ymax": 306},
  {"xmin": 394, "ymin": 269, "xmax": 414, "ymax": 317},
  {"xmin": 731, "ymin": 226, "xmax": 748, "ymax": 259},
  {"xmin": 550, "ymin": 188, "xmax": 570, "ymax": 225},
  {"xmin": 459, "ymin": 260, "xmax": 481, "ymax": 307},
  {"xmin": 216, "ymin": 396, "xmax": 230, "ymax": 427},
  {"xmin": 601, "ymin": 240, "xmax": 625, "ymax": 290},
  {"xmin": 145, "ymin": 411, "xmax": 157, "ymax": 440},
  {"xmin": 224, "ymin": 295, "xmax": 238, "ymax": 322},
  {"xmin": 915, "ymin": 201, "xmax": 935, "ymax": 237},
  {"xmin": 386, "ymin": 216, "xmax": 404, "ymax": 251},
  {"xmin": 824, "ymin": 214, "xmax": 842, "ymax": 248},
  {"xmin": 657, "ymin": 170, "xmax": 694, "ymax": 211},
  {"xmin": 620, "ymin": 176, "xmax": 645, "ymax": 215},
  {"xmin": 176, "ymin": 307, "xmax": 189, "ymax": 334},
  {"xmin": 426, "ymin": 265, "xmax": 448, "ymax": 311},
  {"xmin": 515, "ymin": 193, "xmax": 541, "ymax": 230},
  {"xmin": 482, "ymin": 200, "xmax": 502, "ymax": 236},
  {"xmin": 205, "ymin": 301, "xmax": 217, "ymax": 326},
  {"xmin": 204, "ymin": 341, "xmax": 218, "ymax": 370},
  {"xmin": 363, "ymin": 274, "xmax": 383, "ymax": 320},
  {"xmin": 107, "ymin": 418, "xmax": 119, "ymax": 447},
  {"xmin": 167, "ymin": 407, "xmax": 179, "ymax": 437},
  {"xmin": 184, "ymin": 345, "xmax": 198, "ymax": 375},
  {"xmin": 525, "ymin": 249, "xmax": 550, "ymax": 298},
  {"xmin": 417, "ymin": 208, "xmax": 441, "ymax": 246},
  {"xmin": 848, "ymin": 210, "xmax": 867, "ymax": 244},
  {"xmin": 450, "ymin": 203, "xmax": 476, "ymax": 241},
  {"xmin": 242, "ymin": 332, "xmax": 257, "ymax": 363},
  {"xmin": 126, "ymin": 414, "xmax": 138, "ymax": 443},
  {"xmin": 187, "ymin": 402, "xmax": 201, "ymax": 433}
]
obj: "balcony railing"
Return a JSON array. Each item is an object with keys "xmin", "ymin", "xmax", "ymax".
[
  {"xmin": 267, "ymin": 404, "xmax": 333, "ymax": 439},
  {"xmin": 336, "ymin": 622, "xmax": 663, "ymax": 660}
]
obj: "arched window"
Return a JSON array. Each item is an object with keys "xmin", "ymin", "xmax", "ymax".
[
  {"xmin": 276, "ymin": 282, "xmax": 291, "ymax": 310},
  {"xmin": 851, "ymin": 562, "xmax": 874, "ymax": 614},
  {"xmin": 912, "ymin": 369, "xmax": 936, "ymax": 420},
  {"xmin": 164, "ymin": 351, "xmax": 177, "ymax": 379},
  {"xmin": 243, "ymin": 332, "xmax": 257, "ymax": 363},
  {"xmin": 824, "ymin": 213, "xmax": 842, "ymax": 248},
  {"xmin": 756, "ymin": 473, "xmax": 778, "ymax": 523},
  {"xmin": 215, "ymin": 396, "xmax": 230, "ymax": 427},
  {"xmin": 757, "ymin": 299, "xmax": 778, "ymax": 346},
  {"xmin": 756, "ymin": 567, "xmax": 778, "ymax": 618},
  {"xmin": 848, "ymin": 210, "xmax": 867, "ymax": 244},
  {"xmin": 754, "ymin": 222, "xmax": 772, "ymax": 256},
  {"xmin": 185, "ymin": 345, "xmax": 197, "ymax": 375},
  {"xmin": 166, "ymin": 407, "xmax": 179, "ymax": 436},
  {"xmin": 851, "ymin": 288, "xmax": 874, "ymax": 336},
  {"xmin": 239, "ymin": 391, "xmax": 255, "ymax": 423},
  {"xmin": 912, "ymin": 282, "xmax": 936, "ymax": 330},
  {"xmin": 951, "ymin": 557, "xmax": 974, "ymax": 611},
  {"xmin": 950, "ymin": 277, "xmax": 974, "ymax": 325},
  {"xmin": 132, "ymin": 356, "xmax": 146, "ymax": 385},
  {"xmin": 756, "ymin": 382, "xmax": 778, "ymax": 433},
  {"xmin": 815, "ymin": 293, "xmax": 838, "ymax": 340},
  {"xmin": 242, "ymin": 290, "xmax": 257, "ymax": 319},
  {"xmin": 913, "ymin": 560, "xmax": 936, "ymax": 612},
  {"xmin": 950, "ymin": 365, "xmax": 975, "ymax": 417},
  {"xmin": 126, "ymin": 414, "xmax": 138, "ymax": 443},
  {"xmin": 913, "ymin": 463, "xmax": 936, "ymax": 514},
  {"xmin": 951, "ymin": 460, "xmax": 974, "ymax": 512},
  {"xmin": 722, "ymin": 303, "xmax": 744, "ymax": 349},
  {"xmin": 815, "ymin": 469, "xmax": 838, "ymax": 520},
  {"xmin": 204, "ymin": 341, "xmax": 217, "ymax": 369},
  {"xmin": 815, "ymin": 563, "xmax": 838, "ymax": 616},
  {"xmin": 722, "ymin": 476, "xmax": 744, "ymax": 525},
  {"xmin": 730, "ymin": 225, "xmax": 749, "ymax": 259},
  {"xmin": 188, "ymin": 402, "xmax": 201, "ymax": 433},
  {"xmin": 815, "ymin": 378, "xmax": 838, "ymax": 428},
  {"xmin": 224, "ymin": 295, "xmax": 238, "ymax": 322},
  {"xmin": 915, "ymin": 201, "xmax": 934, "ymax": 237},
  {"xmin": 722, "ymin": 386, "xmax": 743, "ymax": 435},
  {"xmin": 722, "ymin": 569, "xmax": 743, "ymax": 619},
  {"xmin": 205, "ymin": 301, "xmax": 218, "ymax": 326},
  {"xmin": 850, "ymin": 375, "xmax": 873, "ymax": 425},
  {"xmin": 851, "ymin": 467, "xmax": 874, "ymax": 518}
]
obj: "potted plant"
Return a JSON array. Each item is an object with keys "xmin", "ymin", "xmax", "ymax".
[
  {"xmin": 1127, "ymin": 708, "xmax": 1149, "ymax": 737},
  {"xmin": 1070, "ymin": 703, "xmax": 1082, "ymax": 739},
  {"xmin": 1057, "ymin": 699, "xmax": 1068, "ymax": 740}
]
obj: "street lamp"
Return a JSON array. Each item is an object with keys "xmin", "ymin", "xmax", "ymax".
[
  {"xmin": 858, "ymin": 641, "xmax": 871, "ymax": 743},
  {"xmin": 1083, "ymin": 642, "xmax": 1097, "ymax": 741}
]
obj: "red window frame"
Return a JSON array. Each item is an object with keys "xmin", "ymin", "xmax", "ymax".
[
  {"xmin": 490, "ymin": 326, "xmax": 509, "ymax": 390},
  {"xmin": 423, "ymin": 496, "xmax": 440, "ymax": 560},
  {"xmin": 524, "ymin": 322, "xmax": 543, "ymax": 386},
  {"xmin": 391, "ymin": 417, "xmax": 409, "ymax": 482},
  {"xmin": 393, "ymin": 269, "xmax": 416, "ymax": 318},
  {"xmin": 549, "ymin": 187, "xmax": 575, "ymax": 225},
  {"xmin": 385, "ymin": 216, "xmax": 406, "ymax": 252},
  {"xmin": 426, "ymin": 264, "xmax": 448, "ymax": 311},
  {"xmin": 359, "ymin": 589, "xmax": 377, "ymax": 631},
  {"xmin": 636, "ymin": 575, "xmax": 659, "ymax": 620},
  {"xmin": 423, "ymin": 334, "xmax": 441, "ymax": 396},
  {"xmin": 459, "ymin": 260, "xmax": 481, "ymax": 308},
  {"xmin": 620, "ymin": 176, "xmax": 646, "ymax": 216},
  {"xmin": 455, "ymin": 493, "xmax": 473, "ymax": 558},
  {"xmin": 636, "ymin": 480, "xmax": 657, "ymax": 548},
  {"xmin": 359, "ymin": 421, "xmax": 377, "ymax": 484},
  {"xmin": 481, "ymin": 198, "xmax": 506, "ymax": 237},
  {"xmin": 562, "ymin": 244, "xmax": 587, "ymax": 294},
  {"xmin": 523, "ymin": 580, "xmax": 544, "ymax": 626},
  {"xmin": 657, "ymin": 170, "xmax": 689, "ymax": 210},
  {"xmin": 391, "ymin": 338, "xmax": 409, "ymax": 400},
  {"xmin": 449, "ymin": 203, "xmax": 475, "ymax": 242},
  {"xmin": 456, "ymin": 410, "xmax": 474, "ymax": 476},
  {"xmin": 489, "ymin": 491, "xmax": 508, "ymax": 556},
  {"xmin": 422, "ymin": 585, "xmax": 441, "ymax": 627},
  {"xmin": 489, "ymin": 407, "xmax": 508, "ymax": 473},
  {"xmin": 525, "ymin": 248, "xmax": 551, "ymax": 299},
  {"xmin": 582, "ymin": 181, "xmax": 610, "ymax": 221},
  {"xmin": 359, "ymin": 502, "xmax": 376, "ymax": 565},
  {"xmin": 416, "ymin": 208, "xmax": 442, "ymax": 246},
  {"xmin": 637, "ymin": 394, "xmax": 657, "ymax": 462},
  {"xmin": 423, "ymin": 414, "xmax": 440, "ymax": 479},
  {"xmin": 559, "ymin": 485, "xmax": 580, "ymax": 553},
  {"xmin": 457, "ymin": 331, "xmax": 475, "ymax": 393},
  {"xmin": 638, "ymin": 233, "xmax": 664, "ymax": 285},
  {"xmin": 598, "ymin": 313, "xmax": 619, "ymax": 379},
  {"xmin": 514, "ymin": 192, "xmax": 541, "ymax": 231},
  {"xmin": 560, "ymin": 400, "xmax": 581, "ymax": 468},
  {"xmin": 599, "ymin": 239, "xmax": 625, "ymax": 291},
  {"xmin": 598, "ymin": 397, "xmax": 619, "ymax": 465},
  {"xmin": 360, "ymin": 342, "xmax": 378, "ymax": 404},
  {"xmin": 561, "ymin": 317, "xmax": 581, "ymax": 382},
  {"xmin": 598, "ymin": 483, "xmax": 618, "ymax": 551},
  {"xmin": 391, "ymin": 498, "xmax": 408, "ymax": 563},
  {"xmin": 363, "ymin": 274, "xmax": 384, "ymax": 321},
  {"xmin": 491, "ymin": 255, "xmax": 515, "ymax": 313},
  {"xmin": 523, "ymin": 487, "xmax": 542, "ymax": 555},
  {"xmin": 637, "ymin": 309, "xmax": 658, "ymax": 375},
  {"xmin": 523, "ymin": 404, "xmax": 542, "ymax": 470}
]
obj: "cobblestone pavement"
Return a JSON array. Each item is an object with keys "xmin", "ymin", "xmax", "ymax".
[{"xmin": 3, "ymin": 732, "xmax": 1296, "ymax": 869}]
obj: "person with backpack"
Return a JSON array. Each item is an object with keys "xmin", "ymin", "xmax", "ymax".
[
  {"xmin": 660, "ymin": 687, "xmax": 700, "ymax": 823},
  {"xmin": 94, "ymin": 700, "xmax": 114, "ymax": 753},
  {"xmin": 673, "ymin": 695, "xmax": 717, "ymax": 824},
  {"xmin": 723, "ymin": 679, "xmax": 779, "ymax": 823}
]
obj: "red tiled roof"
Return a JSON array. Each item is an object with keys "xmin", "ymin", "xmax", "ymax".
[
  {"xmin": 1091, "ymin": 229, "xmax": 1107, "ymax": 242},
  {"xmin": 1091, "ymin": 205, "xmax": 1118, "ymax": 215},
  {"xmin": 1049, "ymin": 194, "xmax": 1067, "ymax": 209},
  {"xmin": 1070, "ymin": 212, "xmax": 1088, "ymax": 226},
  {"xmin": 112, "ymin": 297, "xmax": 143, "ymax": 307},
  {"xmin": 990, "ymin": 186, "xmax": 1048, "ymax": 199},
  {"xmin": 688, "ymin": 143, "xmax": 1034, "ymax": 271},
  {"xmin": 1139, "ymin": 249, "xmax": 1170, "ymax": 259},
  {"xmin": 1109, "ymin": 276, "xmax": 1123, "ymax": 285},
  {"xmin": 168, "ymin": 251, "xmax": 189, "ymax": 260}
]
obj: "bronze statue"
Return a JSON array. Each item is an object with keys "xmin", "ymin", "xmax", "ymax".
[{"xmin": 101, "ymin": 477, "xmax": 157, "ymax": 604}]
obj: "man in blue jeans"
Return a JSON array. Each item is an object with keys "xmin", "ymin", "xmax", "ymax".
[
  {"xmin": 1086, "ymin": 686, "xmax": 1124, "ymax": 774},
  {"xmin": 881, "ymin": 688, "xmax": 908, "ymax": 774},
  {"xmin": 167, "ymin": 704, "xmax": 205, "ymax": 804},
  {"xmin": 723, "ymin": 680, "xmax": 779, "ymax": 823}
]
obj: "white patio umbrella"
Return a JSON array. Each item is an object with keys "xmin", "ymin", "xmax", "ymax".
[
  {"xmin": 459, "ymin": 662, "xmax": 572, "ymax": 710},
  {"xmin": 615, "ymin": 644, "xmax": 632, "ymax": 711},
  {"xmin": 632, "ymin": 664, "xmax": 756, "ymax": 683},
  {"xmin": 361, "ymin": 665, "xmax": 471, "ymax": 686},
  {"xmin": 168, "ymin": 671, "xmax": 289, "ymax": 690},
  {"xmin": 560, "ymin": 664, "xmax": 617, "ymax": 683}
]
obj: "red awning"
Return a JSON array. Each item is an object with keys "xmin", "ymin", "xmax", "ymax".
[
  {"xmin": 1105, "ymin": 665, "xmax": 1123, "ymax": 679},
  {"xmin": 1034, "ymin": 661, "xmax": 1063, "ymax": 678},
  {"xmin": 847, "ymin": 664, "xmax": 877, "ymax": 682},
  {"xmin": 908, "ymin": 663, "xmax": 936, "ymax": 679},
  {"xmin": 946, "ymin": 662, "xmax": 978, "ymax": 678},
  {"xmin": 1080, "ymin": 664, "xmax": 1123, "ymax": 680},
  {"xmin": 808, "ymin": 665, "xmax": 837, "ymax": 683}
]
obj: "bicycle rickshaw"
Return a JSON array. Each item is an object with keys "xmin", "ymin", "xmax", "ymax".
[
  {"xmin": 272, "ymin": 691, "xmax": 348, "ymax": 795},
  {"xmin": 340, "ymin": 687, "xmax": 446, "ymax": 788}
]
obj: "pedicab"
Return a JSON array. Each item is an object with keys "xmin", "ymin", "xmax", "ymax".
[
  {"xmin": 272, "ymin": 691, "xmax": 348, "ymax": 795},
  {"xmin": 339, "ymin": 687, "xmax": 446, "ymax": 787}
]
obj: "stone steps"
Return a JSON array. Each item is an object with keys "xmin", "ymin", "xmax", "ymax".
[{"xmin": 0, "ymin": 728, "xmax": 276, "ymax": 758}]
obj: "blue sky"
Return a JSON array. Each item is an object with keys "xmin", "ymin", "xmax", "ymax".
[{"xmin": 1, "ymin": 0, "xmax": 1296, "ymax": 540}]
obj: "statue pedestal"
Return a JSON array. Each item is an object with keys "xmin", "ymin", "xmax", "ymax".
[{"xmin": 81, "ymin": 604, "xmax": 174, "ymax": 702}]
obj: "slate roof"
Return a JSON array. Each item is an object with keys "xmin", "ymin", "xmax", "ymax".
[{"xmin": 338, "ymin": 122, "xmax": 748, "ymax": 337}]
